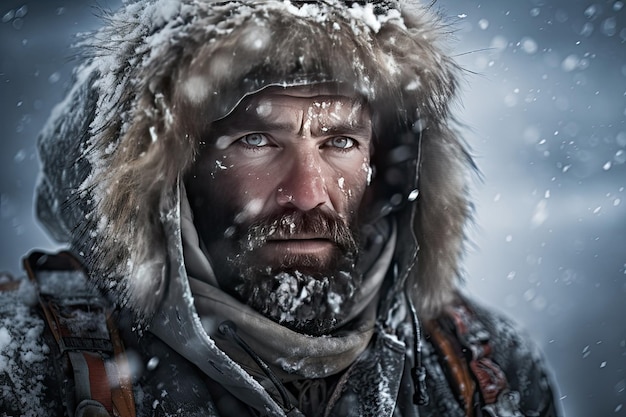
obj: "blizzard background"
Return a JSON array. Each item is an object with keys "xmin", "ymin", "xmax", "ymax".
[{"xmin": 0, "ymin": 0, "xmax": 624, "ymax": 415}]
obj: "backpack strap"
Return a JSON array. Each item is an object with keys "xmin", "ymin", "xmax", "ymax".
[
  {"xmin": 437, "ymin": 301, "xmax": 524, "ymax": 417},
  {"xmin": 424, "ymin": 320, "xmax": 477, "ymax": 416},
  {"xmin": 23, "ymin": 251, "xmax": 136, "ymax": 417}
]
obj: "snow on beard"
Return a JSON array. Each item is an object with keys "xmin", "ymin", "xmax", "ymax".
[{"xmin": 232, "ymin": 208, "xmax": 362, "ymax": 336}]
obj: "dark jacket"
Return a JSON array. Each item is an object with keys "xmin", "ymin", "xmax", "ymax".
[{"xmin": 0, "ymin": 262, "xmax": 557, "ymax": 416}]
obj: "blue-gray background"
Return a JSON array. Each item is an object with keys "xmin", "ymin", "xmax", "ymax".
[{"xmin": 1, "ymin": 1, "xmax": 624, "ymax": 415}]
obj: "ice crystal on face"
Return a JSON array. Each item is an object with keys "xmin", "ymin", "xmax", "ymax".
[
  {"xmin": 215, "ymin": 160, "xmax": 227, "ymax": 171},
  {"xmin": 361, "ymin": 161, "xmax": 372, "ymax": 185},
  {"xmin": 327, "ymin": 292, "xmax": 342, "ymax": 314},
  {"xmin": 269, "ymin": 272, "xmax": 323, "ymax": 323},
  {"xmin": 256, "ymin": 99, "xmax": 273, "ymax": 117}
]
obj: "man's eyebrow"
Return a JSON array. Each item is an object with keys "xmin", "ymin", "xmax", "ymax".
[
  {"xmin": 211, "ymin": 114, "xmax": 371, "ymax": 137},
  {"xmin": 210, "ymin": 112, "xmax": 295, "ymax": 137},
  {"xmin": 317, "ymin": 119, "xmax": 371, "ymax": 135}
]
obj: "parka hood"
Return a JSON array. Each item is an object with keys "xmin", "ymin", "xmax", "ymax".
[{"xmin": 37, "ymin": 0, "xmax": 473, "ymax": 321}]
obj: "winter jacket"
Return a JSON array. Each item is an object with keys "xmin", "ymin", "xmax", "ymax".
[
  {"xmin": 0, "ymin": 255, "xmax": 558, "ymax": 416},
  {"xmin": 2, "ymin": 0, "xmax": 559, "ymax": 416}
]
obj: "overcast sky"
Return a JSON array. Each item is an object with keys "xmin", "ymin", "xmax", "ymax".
[{"xmin": 1, "ymin": 1, "xmax": 625, "ymax": 415}]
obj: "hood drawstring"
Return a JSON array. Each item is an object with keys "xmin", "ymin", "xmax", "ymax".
[
  {"xmin": 218, "ymin": 320, "xmax": 305, "ymax": 417},
  {"xmin": 400, "ymin": 116, "xmax": 429, "ymax": 407},
  {"xmin": 405, "ymin": 289, "xmax": 430, "ymax": 407}
]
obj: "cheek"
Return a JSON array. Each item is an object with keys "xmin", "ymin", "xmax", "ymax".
[
  {"xmin": 211, "ymin": 159, "xmax": 277, "ymax": 216},
  {"xmin": 187, "ymin": 156, "xmax": 246, "ymax": 213},
  {"xmin": 331, "ymin": 156, "xmax": 371, "ymax": 211}
]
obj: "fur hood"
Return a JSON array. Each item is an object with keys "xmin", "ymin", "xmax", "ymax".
[{"xmin": 36, "ymin": 0, "xmax": 472, "ymax": 321}]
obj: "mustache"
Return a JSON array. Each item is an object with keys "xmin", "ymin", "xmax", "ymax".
[{"xmin": 239, "ymin": 208, "xmax": 359, "ymax": 254}]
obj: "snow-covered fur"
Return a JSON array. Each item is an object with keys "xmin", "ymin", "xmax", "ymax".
[{"xmin": 37, "ymin": 0, "xmax": 471, "ymax": 319}]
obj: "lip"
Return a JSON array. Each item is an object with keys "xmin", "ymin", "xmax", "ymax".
[
  {"xmin": 252, "ymin": 237, "xmax": 338, "ymax": 267},
  {"xmin": 264, "ymin": 238, "xmax": 335, "ymax": 254}
]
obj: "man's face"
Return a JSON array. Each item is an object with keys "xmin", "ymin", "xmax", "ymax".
[{"xmin": 186, "ymin": 86, "xmax": 373, "ymax": 334}]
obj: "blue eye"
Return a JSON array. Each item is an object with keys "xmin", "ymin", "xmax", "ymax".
[
  {"xmin": 239, "ymin": 133, "xmax": 270, "ymax": 147},
  {"xmin": 327, "ymin": 137, "xmax": 356, "ymax": 150}
]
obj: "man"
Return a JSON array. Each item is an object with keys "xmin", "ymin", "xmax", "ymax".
[{"xmin": 0, "ymin": 0, "xmax": 559, "ymax": 416}]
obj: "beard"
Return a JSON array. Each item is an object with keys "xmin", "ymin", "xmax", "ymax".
[{"xmin": 226, "ymin": 208, "xmax": 363, "ymax": 336}]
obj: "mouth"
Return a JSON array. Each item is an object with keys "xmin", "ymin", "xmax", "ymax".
[{"xmin": 264, "ymin": 237, "xmax": 336, "ymax": 255}]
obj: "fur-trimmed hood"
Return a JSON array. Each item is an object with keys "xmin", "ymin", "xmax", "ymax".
[{"xmin": 36, "ymin": 0, "xmax": 472, "ymax": 321}]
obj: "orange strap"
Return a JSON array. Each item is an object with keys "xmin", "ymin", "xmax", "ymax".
[
  {"xmin": 23, "ymin": 251, "xmax": 136, "ymax": 417},
  {"xmin": 426, "ymin": 321, "xmax": 476, "ymax": 417},
  {"xmin": 445, "ymin": 303, "xmax": 508, "ymax": 407},
  {"xmin": 68, "ymin": 351, "xmax": 114, "ymax": 412}
]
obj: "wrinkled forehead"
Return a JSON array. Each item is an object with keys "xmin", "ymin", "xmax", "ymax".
[
  {"xmin": 214, "ymin": 85, "xmax": 371, "ymax": 131},
  {"xmin": 224, "ymin": 83, "xmax": 367, "ymax": 113}
]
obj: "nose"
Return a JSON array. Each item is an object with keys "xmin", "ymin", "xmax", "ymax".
[{"xmin": 276, "ymin": 151, "xmax": 330, "ymax": 211}]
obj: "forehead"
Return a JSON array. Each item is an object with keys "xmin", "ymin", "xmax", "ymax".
[{"xmin": 219, "ymin": 85, "xmax": 371, "ymax": 130}]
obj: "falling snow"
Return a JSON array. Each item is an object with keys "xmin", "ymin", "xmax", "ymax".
[{"xmin": 1, "ymin": 1, "xmax": 624, "ymax": 416}]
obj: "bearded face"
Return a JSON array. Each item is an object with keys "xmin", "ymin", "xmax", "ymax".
[
  {"xmin": 185, "ymin": 85, "xmax": 373, "ymax": 335},
  {"xmin": 226, "ymin": 207, "xmax": 362, "ymax": 335}
]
